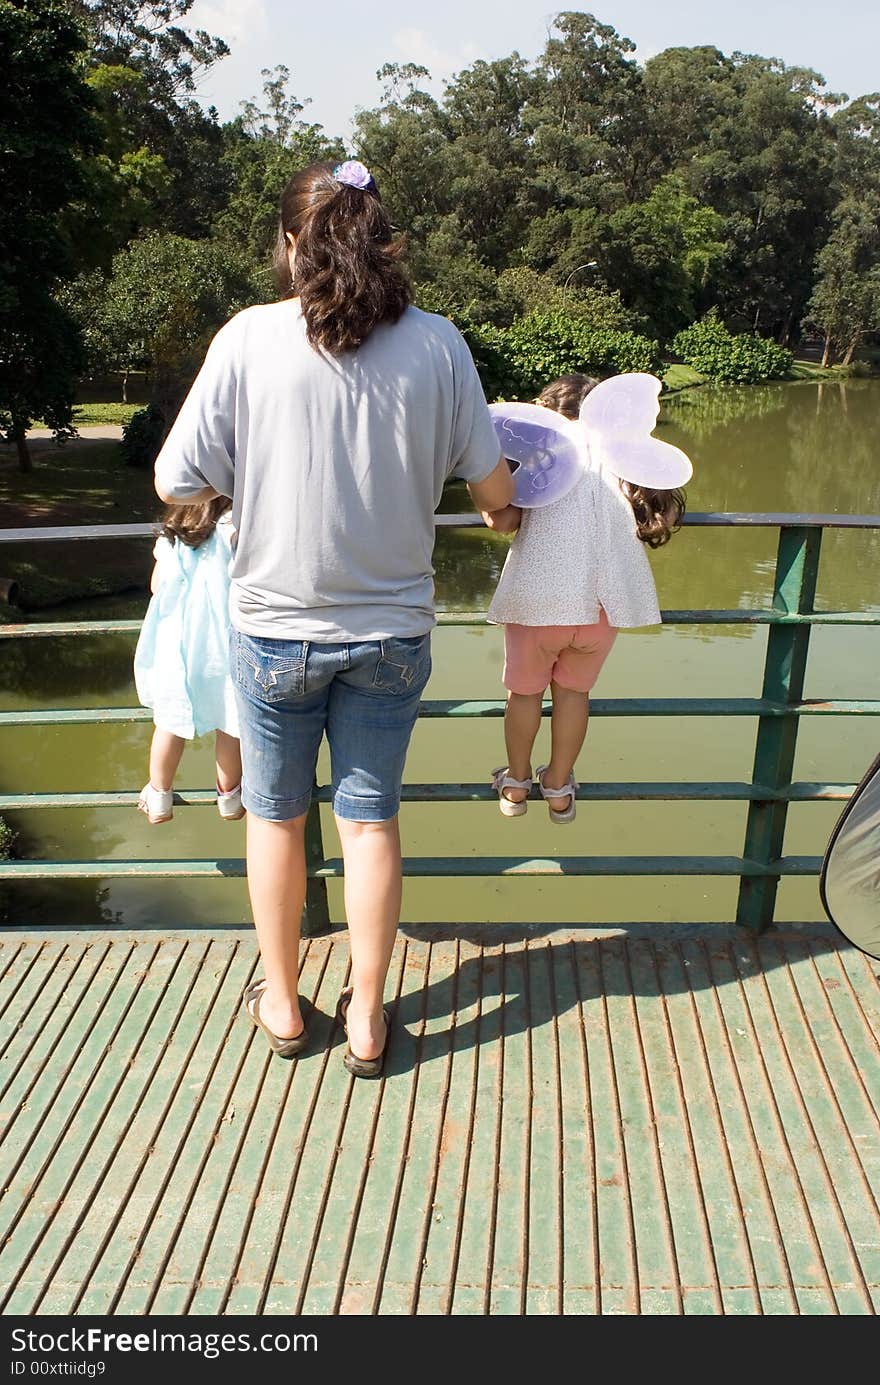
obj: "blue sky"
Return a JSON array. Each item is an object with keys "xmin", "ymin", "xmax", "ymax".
[{"xmin": 187, "ymin": 0, "xmax": 880, "ymax": 141}]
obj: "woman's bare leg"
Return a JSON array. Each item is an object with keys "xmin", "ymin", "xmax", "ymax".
[
  {"xmin": 334, "ymin": 814, "xmax": 401, "ymax": 1061},
  {"xmin": 214, "ymin": 729, "xmax": 242, "ymax": 793},
  {"xmin": 544, "ymin": 681, "xmax": 589, "ymax": 811},
  {"xmin": 503, "ymin": 690, "xmax": 543, "ymax": 802},
  {"xmin": 149, "ymin": 728, "xmax": 186, "ymax": 792},
  {"xmin": 244, "ymin": 812, "xmax": 307, "ymax": 1040}
]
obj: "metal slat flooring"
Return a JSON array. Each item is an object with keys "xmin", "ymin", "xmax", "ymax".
[{"xmin": 0, "ymin": 924, "xmax": 878, "ymax": 1316}]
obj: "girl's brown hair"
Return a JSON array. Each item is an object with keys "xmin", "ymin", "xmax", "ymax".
[
  {"xmin": 160, "ymin": 496, "xmax": 232, "ymax": 549},
  {"xmin": 273, "ymin": 162, "xmax": 411, "ymax": 355},
  {"xmin": 535, "ymin": 373, "xmax": 686, "ymax": 548}
]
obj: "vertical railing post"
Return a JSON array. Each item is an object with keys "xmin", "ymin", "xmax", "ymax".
[
  {"xmin": 301, "ymin": 794, "xmax": 330, "ymax": 936},
  {"xmin": 736, "ymin": 524, "xmax": 822, "ymax": 932}
]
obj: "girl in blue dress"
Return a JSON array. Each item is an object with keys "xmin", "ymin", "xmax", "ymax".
[{"xmin": 134, "ymin": 497, "xmax": 243, "ymax": 824}]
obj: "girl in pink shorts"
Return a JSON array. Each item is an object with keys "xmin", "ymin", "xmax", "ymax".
[{"xmin": 483, "ymin": 374, "xmax": 686, "ymax": 823}]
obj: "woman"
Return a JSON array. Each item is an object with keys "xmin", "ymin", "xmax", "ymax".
[{"xmin": 154, "ymin": 159, "xmax": 512, "ymax": 1075}]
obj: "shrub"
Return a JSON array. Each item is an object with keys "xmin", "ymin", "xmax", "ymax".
[
  {"xmin": 121, "ymin": 403, "xmax": 166, "ymax": 469},
  {"xmin": 500, "ymin": 311, "xmax": 661, "ymax": 398},
  {"xmin": 0, "ymin": 815, "xmax": 15, "ymax": 860},
  {"xmin": 673, "ymin": 310, "xmax": 793, "ymax": 383}
]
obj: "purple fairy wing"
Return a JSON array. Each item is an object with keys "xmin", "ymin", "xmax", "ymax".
[
  {"xmin": 578, "ymin": 373, "xmax": 693, "ymax": 488},
  {"xmin": 488, "ymin": 402, "xmax": 587, "ymax": 508}
]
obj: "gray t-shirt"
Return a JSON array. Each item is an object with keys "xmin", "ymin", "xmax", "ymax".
[{"xmin": 154, "ymin": 300, "xmax": 500, "ymax": 641}]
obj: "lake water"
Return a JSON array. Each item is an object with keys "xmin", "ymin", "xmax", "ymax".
[{"xmin": 2, "ymin": 378, "xmax": 879, "ymax": 929}]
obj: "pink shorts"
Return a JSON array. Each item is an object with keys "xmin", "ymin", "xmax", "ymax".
[{"xmin": 502, "ymin": 612, "xmax": 618, "ymax": 694}]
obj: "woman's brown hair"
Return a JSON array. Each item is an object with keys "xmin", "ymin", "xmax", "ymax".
[
  {"xmin": 160, "ymin": 496, "xmax": 232, "ymax": 549},
  {"xmin": 535, "ymin": 373, "xmax": 686, "ymax": 548},
  {"xmin": 273, "ymin": 162, "xmax": 411, "ymax": 355}
]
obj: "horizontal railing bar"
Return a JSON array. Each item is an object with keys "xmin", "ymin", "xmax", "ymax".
[
  {"xmin": 2, "ymin": 698, "xmax": 877, "ymax": 729},
  {"xmin": 2, "ymin": 514, "xmax": 880, "ymax": 545},
  {"xmin": 0, "ymin": 855, "xmax": 823, "ymax": 880},
  {"xmin": 4, "ymin": 608, "xmax": 879, "ymax": 639},
  {"xmin": 0, "ymin": 782, "xmax": 856, "ymax": 811}
]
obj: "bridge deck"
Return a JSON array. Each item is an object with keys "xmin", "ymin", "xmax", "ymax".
[{"xmin": 1, "ymin": 923, "xmax": 878, "ymax": 1316}]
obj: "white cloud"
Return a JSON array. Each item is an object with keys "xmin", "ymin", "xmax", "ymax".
[
  {"xmin": 391, "ymin": 27, "xmax": 480, "ymax": 83},
  {"xmin": 188, "ymin": 0, "xmax": 269, "ymax": 47}
]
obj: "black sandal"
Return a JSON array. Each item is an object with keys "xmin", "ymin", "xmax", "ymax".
[{"xmin": 336, "ymin": 987, "xmax": 391, "ymax": 1078}]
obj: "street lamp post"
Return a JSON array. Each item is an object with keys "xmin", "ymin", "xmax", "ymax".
[{"xmin": 563, "ymin": 260, "xmax": 599, "ymax": 301}]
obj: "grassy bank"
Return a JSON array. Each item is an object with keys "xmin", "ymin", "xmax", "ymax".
[{"xmin": 0, "ymin": 440, "xmax": 158, "ymax": 612}]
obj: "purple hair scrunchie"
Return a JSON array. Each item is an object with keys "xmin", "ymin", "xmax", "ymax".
[{"xmin": 332, "ymin": 159, "xmax": 376, "ymax": 191}]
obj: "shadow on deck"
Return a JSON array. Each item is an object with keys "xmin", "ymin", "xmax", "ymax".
[{"xmin": 1, "ymin": 921, "xmax": 878, "ymax": 1316}]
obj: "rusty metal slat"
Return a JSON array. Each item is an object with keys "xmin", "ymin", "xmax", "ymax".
[
  {"xmin": 584, "ymin": 940, "xmax": 641, "ymax": 1313},
  {"xmin": 711, "ymin": 941, "xmax": 838, "ymax": 1312},
  {"xmin": 748, "ymin": 938, "xmax": 876, "ymax": 1312},
  {"xmin": 488, "ymin": 943, "xmax": 531, "ymax": 1315},
  {"xmin": 558, "ymin": 939, "xmax": 600, "ymax": 1316},
  {"xmin": 222, "ymin": 941, "xmax": 341, "ymax": 1314},
  {"xmin": 0, "ymin": 942, "xmax": 139, "ymax": 1234},
  {"xmin": 601, "ymin": 938, "xmax": 682, "ymax": 1309},
  {"xmin": 0, "ymin": 943, "xmax": 60, "ymax": 1064},
  {"xmin": 107, "ymin": 946, "xmax": 265, "ymax": 1314},
  {"xmin": 525, "ymin": 941, "xmax": 564, "ymax": 1314},
  {"xmin": 1, "ymin": 941, "xmax": 195, "ymax": 1313},
  {"xmin": 444, "ymin": 943, "xmax": 504, "ymax": 1314},
  {"xmin": 0, "ymin": 943, "xmax": 97, "ymax": 1103},
  {"xmin": 0, "ymin": 940, "xmax": 171, "ymax": 1309},
  {"xmin": 179, "ymin": 979, "xmax": 308, "ymax": 1316},
  {"xmin": 687, "ymin": 938, "xmax": 799, "ymax": 1311},
  {"xmin": 645, "ymin": 941, "xmax": 726, "ymax": 1313},
  {"xmin": 215, "ymin": 944, "xmax": 334, "ymax": 1315},
  {"xmin": 66, "ymin": 940, "xmax": 244, "ymax": 1316},
  {"xmin": 254, "ymin": 945, "xmax": 362, "ymax": 1313},
  {"xmin": 315, "ymin": 946, "xmax": 429, "ymax": 1315},
  {"xmin": 33, "ymin": 940, "xmax": 223, "ymax": 1315},
  {"xmin": 410, "ymin": 939, "xmax": 486, "ymax": 1315},
  {"xmin": 404, "ymin": 939, "xmax": 462, "ymax": 1316},
  {"xmin": 280, "ymin": 946, "xmax": 402, "ymax": 1315},
  {"xmin": 0, "ymin": 940, "xmax": 37, "ymax": 1023},
  {"xmin": 252, "ymin": 942, "xmax": 355, "ymax": 1315},
  {"xmin": 659, "ymin": 942, "xmax": 762, "ymax": 1313}
]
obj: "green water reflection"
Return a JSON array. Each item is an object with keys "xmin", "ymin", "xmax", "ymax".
[{"xmin": 2, "ymin": 380, "xmax": 879, "ymax": 927}]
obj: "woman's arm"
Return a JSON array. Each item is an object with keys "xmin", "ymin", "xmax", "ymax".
[{"xmin": 149, "ymin": 562, "xmax": 161, "ymax": 594}]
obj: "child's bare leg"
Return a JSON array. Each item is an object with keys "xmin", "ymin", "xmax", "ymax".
[
  {"xmin": 149, "ymin": 728, "xmax": 186, "ymax": 792},
  {"xmin": 503, "ymin": 691, "xmax": 543, "ymax": 802},
  {"xmin": 214, "ymin": 730, "xmax": 242, "ymax": 793},
  {"xmin": 545, "ymin": 682, "xmax": 589, "ymax": 810}
]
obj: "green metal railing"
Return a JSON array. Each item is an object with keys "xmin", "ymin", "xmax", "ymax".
[{"xmin": 1, "ymin": 513, "xmax": 879, "ymax": 934}]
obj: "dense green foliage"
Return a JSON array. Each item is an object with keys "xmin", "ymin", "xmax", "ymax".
[
  {"xmin": 4, "ymin": 5, "xmax": 880, "ymax": 453},
  {"xmin": 673, "ymin": 312, "xmax": 793, "ymax": 383},
  {"xmin": 120, "ymin": 403, "xmax": 167, "ymax": 468},
  {"xmin": 0, "ymin": 0, "xmax": 96, "ymax": 466}
]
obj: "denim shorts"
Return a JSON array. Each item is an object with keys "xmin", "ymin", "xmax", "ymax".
[{"xmin": 230, "ymin": 628, "xmax": 432, "ymax": 822}]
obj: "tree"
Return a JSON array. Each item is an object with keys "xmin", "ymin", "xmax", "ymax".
[
  {"xmin": 64, "ymin": 1, "xmax": 232, "ymax": 263},
  {"xmin": 216, "ymin": 67, "xmax": 344, "ymax": 276},
  {"xmin": 804, "ymin": 199, "xmax": 880, "ymax": 365},
  {"xmin": 599, "ymin": 176, "xmax": 727, "ymax": 337},
  {"xmin": 86, "ymin": 234, "xmax": 262, "ymax": 422},
  {"xmin": 0, "ymin": 0, "xmax": 96, "ymax": 469}
]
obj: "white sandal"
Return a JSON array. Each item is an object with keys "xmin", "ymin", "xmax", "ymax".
[
  {"xmin": 491, "ymin": 766, "xmax": 533, "ymax": 817},
  {"xmin": 536, "ymin": 766, "xmax": 577, "ymax": 823}
]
